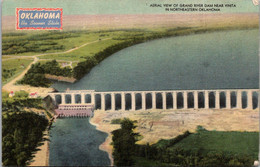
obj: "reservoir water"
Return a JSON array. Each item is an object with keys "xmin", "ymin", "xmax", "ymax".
[
  {"xmin": 52, "ymin": 29, "xmax": 259, "ymax": 91},
  {"xmin": 49, "ymin": 29, "xmax": 259, "ymax": 166}
]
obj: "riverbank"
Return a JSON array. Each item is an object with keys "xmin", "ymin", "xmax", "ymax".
[
  {"xmin": 45, "ymin": 74, "xmax": 76, "ymax": 83},
  {"xmin": 89, "ymin": 114, "xmax": 119, "ymax": 166},
  {"xmin": 28, "ymin": 110, "xmax": 54, "ymax": 166},
  {"xmin": 90, "ymin": 108, "xmax": 259, "ymax": 165},
  {"xmin": 28, "ymin": 131, "xmax": 49, "ymax": 166}
]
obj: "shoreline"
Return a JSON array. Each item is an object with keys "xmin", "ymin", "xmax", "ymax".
[
  {"xmin": 28, "ymin": 130, "xmax": 50, "ymax": 166},
  {"xmin": 89, "ymin": 113, "xmax": 117, "ymax": 166},
  {"xmin": 45, "ymin": 74, "xmax": 76, "ymax": 83},
  {"xmin": 30, "ymin": 113, "xmax": 115, "ymax": 166},
  {"xmin": 28, "ymin": 114, "xmax": 54, "ymax": 166}
]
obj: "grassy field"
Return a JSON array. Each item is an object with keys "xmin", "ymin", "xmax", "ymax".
[
  {"xmin": 2, "ymin": 30, "xmax": 156, "ymax": 63},
  {"xmin": 39, "ymin": 38, "xmax": 122, "ymax": 61},
  {"xmin": 2, "ymin": 31, "xmax": 102, "ymax": 56},
  {"xmin": 135, "ymin": 129, "xmax": 259, "ymax": 166},
  {"xmin": 168, "ymin": 130, "xmax": 259, "ymax": 156},
  {"xmin": 2, "ymin": 30, "xmax": 152, "ymax": 56},
  {"xmin": 2, "ymin": 56, "xmax": 13, "ymax": 59},
  {"xmin": 2, "ymin": 58, "xmax": 33, "ymax": 85}
]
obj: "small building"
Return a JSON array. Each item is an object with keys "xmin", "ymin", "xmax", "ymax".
[
  {"xmin": 30, "ymin": 92, "xmax": 38, "ymax": 98},
  {"xmin": 9, "ymin": 91, "xmax": 14, "ymax": 98}
]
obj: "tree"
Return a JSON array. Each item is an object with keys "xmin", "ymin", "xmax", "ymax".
[
  {"xmin": 2, "ymin": 134, "xmax": 16, "ymax": 166},
  {"xmin": 13, "ymin": 90, "xmax": 29, "ymax": 98},
  {"xmin": 73, "ymin": 57, "xmax": 97, "ymax": 79},
  {"xmin": 2, "ymin": 111, "xmax": 48, "ymax": 166},
  {"xmin": 112, "ymin": 118, "xmax": 139, "ymax": 166}
]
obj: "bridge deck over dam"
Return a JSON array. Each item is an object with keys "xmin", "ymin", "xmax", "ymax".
[{"xmin": 48, "ymin": 89, "xmax": 259, "ymax": 115}]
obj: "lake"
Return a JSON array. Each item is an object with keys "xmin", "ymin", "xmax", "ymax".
[{"xmin": 52, "ymin": 29, "xmax": 259, "ymax": 91}]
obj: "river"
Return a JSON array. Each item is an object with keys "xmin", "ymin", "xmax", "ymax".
[
  {"xmin": 49, "ymin": 118, "xmax": 110, "ymax": 166},
  {"xmin": 49, "ymin": 29, "xmax": 258, "ymax": 166}
]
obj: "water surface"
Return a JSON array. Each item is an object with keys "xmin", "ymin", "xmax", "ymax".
[
  {"xmin": 49, "ymin": 118, "xmax": 110, "ymax": 166},
  {"xmin": 52, "ymin": 29, "xmax": 259, "ymax": 91}
]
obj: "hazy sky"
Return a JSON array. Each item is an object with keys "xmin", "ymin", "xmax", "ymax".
[{"xmin": 2, "ymin": 0, "xmax": 258, "ymax": 16}]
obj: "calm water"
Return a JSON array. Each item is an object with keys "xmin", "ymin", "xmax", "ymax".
[
  {"xmin": 52, "ymin": 29, "xmax": 259, "ymax": 91},
  {"xmin": 49, "ymin": 118, "xmax": 110, "ymax": 166},
  {"xmin": 49, "ymin": 30, "xmax": 259, "ymax": 166}
]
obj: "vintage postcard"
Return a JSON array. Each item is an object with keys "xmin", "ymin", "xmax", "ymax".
[{"xmin": 1, "ymin": 0, "xmax": 259, "ymax": 166}]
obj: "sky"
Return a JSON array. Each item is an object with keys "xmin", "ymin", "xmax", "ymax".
[{"xmin": 2, "ymin": 0, "xmax": 259, "ymax": 16}]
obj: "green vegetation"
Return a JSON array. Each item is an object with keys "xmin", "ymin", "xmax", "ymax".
[
  {"xmin": 2, "ymin": 112, "xmax": 48, "ymax": 166},
  {"xmin": 112, "ymin": 121, "xmax": 258, "ymax": 167},
  {"xmin": 18, "ymin": 60, "xmax": 73, "ymax": 87},
  {"xmin": 2, "ymin": 58, "xmax": 33, "ymax": 85},
  {"xmin": 2, "ymin": 92, "xmax": 49, "ymax": 166},
  {"xmin": 111, "ymin": 118, "xmax": 123, "ymax": 124},
  {"xmin": 112, "ymin": 118, "xmax": 140, "ymax": 166},
  {"xmin": 41, "ymin": 38, "xmax": 122, "ymax": 61},
  {"xmin": 2, "ymin": 68, "xmax": 16, "ymax": 81},
  {"xmin": 2, "ymin": 30, "xmax": 116, "ymax": 56},
  {"xmin": 13, "ymin": 90, "xmax": 29, "ymax": 98},
  {"xmin": 2, "ymin": 91, "xmax": 9, "ymax": 98},
  {"xmin": 2, "ymin": 91, "xmax": 43, "ymax": 113},
  {"xmin": 170, "ymin": 127, "xmax": 258, "ymax": 156},
  {"xmin": 2, "ymin": 31, "xmax": 80, "ymax": 55},
  {"xmin": 73, "ymin": 57, "xmax": 97, "ymax": 79},
  {"xmin": 136, "ymin": 128, "xmax": 258, "ymax": 166}
]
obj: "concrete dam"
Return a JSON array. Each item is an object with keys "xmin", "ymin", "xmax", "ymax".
[{"xmin": 48, "ymin": 89, "xmax": 259, "ymax": 117}]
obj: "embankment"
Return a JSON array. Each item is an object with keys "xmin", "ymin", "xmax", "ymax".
[{"xmin": 45, "ymin": 74, "xmax": 76, "ymax": 83}]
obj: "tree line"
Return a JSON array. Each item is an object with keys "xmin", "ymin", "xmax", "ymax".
[
  {"xmin": 2, "ymin": 93, "xmax": 49, "ymax": 166},
  {"xmin": 2, "ymin": 112, "xmax": 48, "ymax": 166},
  {"xmin": 2, "ymin": 68, "xmax": 16, "ymax": 83},
  {"xmin": 2, "ymin": 31, "xmax": 80, "ymax": 55},
  {"xmin": 18, "ymin": 60, "xmax": 73, "ymax": 87}
]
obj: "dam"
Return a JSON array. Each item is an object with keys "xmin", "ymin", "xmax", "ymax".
[{"xmin": 48, "ymin": 89, "xmax": 259, "ymax": 117}]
